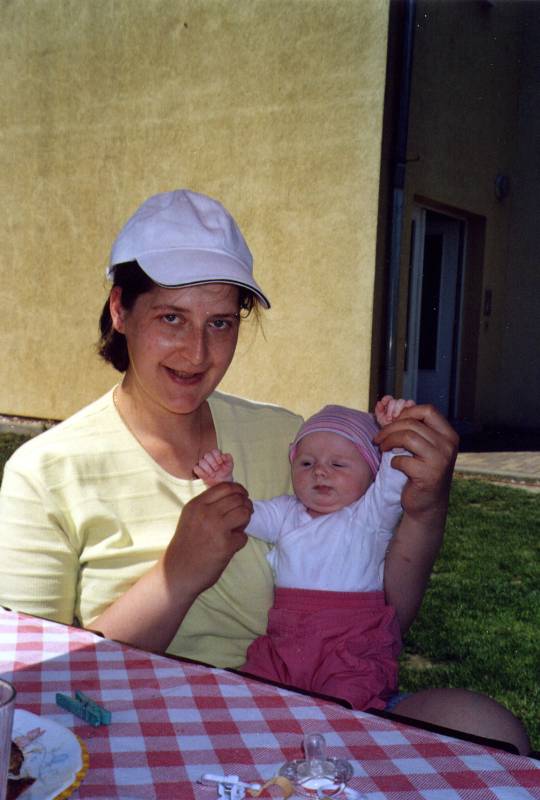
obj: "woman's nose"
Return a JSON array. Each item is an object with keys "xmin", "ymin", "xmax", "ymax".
[{"xmin": 182, "ymin": 327, "xmax": 208, "ymax": 365}]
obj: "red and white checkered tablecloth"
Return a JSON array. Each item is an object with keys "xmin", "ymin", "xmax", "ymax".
[{"xmin": 0, "ymin": 608, "xmax": 538, "ymax": 799}]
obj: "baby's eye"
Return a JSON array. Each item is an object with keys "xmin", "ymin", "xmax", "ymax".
[
  {"xmin": 300, "ymin": 460, "xmax": 312, "ymax": 467},
  {"xmin": 332, "ymin": 462, "xmax": 346, "ymax": 468}
]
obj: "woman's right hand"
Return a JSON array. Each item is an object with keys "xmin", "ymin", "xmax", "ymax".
[
  {"xmin": 163, "ymin": 482, "xmax": 252, "ymax": 596},
  {"xmin": 88, "ymin": 482, "xmax": 252, "ymax": 652}
]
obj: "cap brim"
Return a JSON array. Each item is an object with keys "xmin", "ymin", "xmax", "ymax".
[{"xmin": 109, "ymin": 248, "xmax": 270, "ymax": 309}]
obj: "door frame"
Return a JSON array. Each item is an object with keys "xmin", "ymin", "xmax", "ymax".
[{"xmin": 403, "ymin": 204, "xmax": 466, "ymax": 419}]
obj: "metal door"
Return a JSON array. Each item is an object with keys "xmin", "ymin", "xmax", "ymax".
[{"xmin": 403, "ymin": 207, "xmax": 464, "ymax": 416}]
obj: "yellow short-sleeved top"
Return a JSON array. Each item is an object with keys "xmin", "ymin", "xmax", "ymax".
[{"xmin": 0, "ymin": 389, "xmax": 302, "ymax": 667}]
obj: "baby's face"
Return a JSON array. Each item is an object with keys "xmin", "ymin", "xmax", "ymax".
[{"xmin": 291, "ymin": 431, "xmax": 373, "ymax": 518}]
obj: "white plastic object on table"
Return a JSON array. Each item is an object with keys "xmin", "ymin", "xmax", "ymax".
[{"xmin": 199, "ymin": 773, "xmax": 262, "ymax": 800}]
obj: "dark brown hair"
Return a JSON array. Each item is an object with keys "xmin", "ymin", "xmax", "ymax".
[{"xmin": 97, "ymin": 261, "xmax": 259, "ymax": 372}]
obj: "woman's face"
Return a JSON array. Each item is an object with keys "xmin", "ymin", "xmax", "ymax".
[{"xmin": 110, "ymin": 282, "xmax": 241, "ymax": 416}]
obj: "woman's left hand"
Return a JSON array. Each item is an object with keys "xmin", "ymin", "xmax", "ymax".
[{"xmin": 373, "ymin": 402, "xmax": 459, "ymax": 519}]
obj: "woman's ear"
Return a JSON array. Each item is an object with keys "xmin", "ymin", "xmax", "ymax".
[{"xmin": 109, "ymin": 286, "xmax": 126, "ymax": 334}]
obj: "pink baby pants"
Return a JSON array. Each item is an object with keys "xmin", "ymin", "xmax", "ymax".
[{"xmin": 241, "ymin": 588, "xmax": 401, "ymax": 710}]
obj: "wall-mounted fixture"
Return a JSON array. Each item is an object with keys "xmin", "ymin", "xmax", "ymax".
[
  {"xmin": 483, "ymin": 288, "xmax": 492, "ymax": 317},
  {"xmin": 495, "ymin": 174, "xmax": 510, "ymax": 201}
]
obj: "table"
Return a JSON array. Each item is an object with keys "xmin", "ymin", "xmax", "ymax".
[{"xmin": 1, "ymin": 608, "xmax": 539, "ymax": 799}]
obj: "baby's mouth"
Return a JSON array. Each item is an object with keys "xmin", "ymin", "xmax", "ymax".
[{"xmin": 314, "ymin": 484, "xmax": 333, "ymax": 494}]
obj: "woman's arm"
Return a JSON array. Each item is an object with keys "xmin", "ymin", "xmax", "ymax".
[
  {"xmin": 375, "ymin": 404, "xmax": 459, "ymax": 635},
  {"xmin": 87, "ymin": 481, "xmax": 252, "ymax": 652},
  {"xmin": 0, "ymin": 463, "xmax": 79, "ymax": 624}
]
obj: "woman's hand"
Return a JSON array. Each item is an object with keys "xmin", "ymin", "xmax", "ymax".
[
  {"xmin": 163, "ymin": 481, "xmax": 251, "ymax": 594},
  {"xmin": 374, "ymin": 403, "xmax": 458, "ymax": 519},
  {"xmin": 88, "ymin": 481, "xmax": 252, "ymax": 653},
  {"xmin": 376, "ymin": 404, "xmax": 459, "ymax": 634}
]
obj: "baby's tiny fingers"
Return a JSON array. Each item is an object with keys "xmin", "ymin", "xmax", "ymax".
[
  {"xmin": 392, "ymin": 399, "xmax": 407, "ymax": 417},
  {"xmin": 204, "ymin": 451, "xmax": 226, "ymax": 471}
]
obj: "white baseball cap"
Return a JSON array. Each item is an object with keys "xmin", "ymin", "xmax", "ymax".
[{"xmin": 107, "ymin": 189, "xmax": 270, "ymax": 308}]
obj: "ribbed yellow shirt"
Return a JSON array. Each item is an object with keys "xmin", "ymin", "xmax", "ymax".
[{"xmin": 0, "ymin": 389, "xmax": 301, "ymax": 667}]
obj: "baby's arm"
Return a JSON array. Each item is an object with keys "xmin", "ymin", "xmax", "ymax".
[
  {"xmin": 194, "ymin": 449, "xmax": 234, "ymax": 485},
  {"xmin": 375, "ymin": 395, "xmax": 415, "ymax": 428},
  {"xmin": 365, "ymin": 395, "xmax": 415, "ymax": 529}
]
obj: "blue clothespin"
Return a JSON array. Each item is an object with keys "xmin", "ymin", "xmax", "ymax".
[
  {"xmin": 55, "ymin": 692, "xmax": 111, "ymax": 727},
  {"xmin": 75, "ymin": 691, "xmax": 112, "ymax": 725}
]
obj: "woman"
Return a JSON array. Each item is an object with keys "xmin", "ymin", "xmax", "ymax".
[{"xmin": 0, "ymin": 189, "xmax": 530, "ymax": 752}]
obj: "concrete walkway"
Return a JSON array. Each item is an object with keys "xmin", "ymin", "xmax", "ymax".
[
  {"xmin": 455, "ymin": 428, "xmax": 540, "ymax": 491},
  {"xmin": 455, "ymin": 450, "xmax": 540, "ymax": 489}
]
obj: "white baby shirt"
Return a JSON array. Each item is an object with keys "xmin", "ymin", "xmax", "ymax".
[{"xmin": 247, "ymin": 451, "xmax": 408, "ymax": 592}]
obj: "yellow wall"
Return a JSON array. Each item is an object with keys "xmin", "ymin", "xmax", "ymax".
[
  {"xmin": 0, "ymin": 0, "xmax": 390, "ymax": 422},
  {"xmin": 400, "ymin": 0, "xmax": 539, "ymax": 427}
]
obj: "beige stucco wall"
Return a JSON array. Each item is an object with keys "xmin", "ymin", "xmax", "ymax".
[
  {"xmin": 0, "ymin": 0, "xmax": 390, "ymax": 422},
  {"xmin": 401, "ymin": 0, "xmax": 539, "ymax": 427}
]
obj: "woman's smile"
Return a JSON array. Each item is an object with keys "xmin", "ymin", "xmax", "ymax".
[{"xmin": 164, "ymin": 366, "xmax": 206, "ymax": 385}]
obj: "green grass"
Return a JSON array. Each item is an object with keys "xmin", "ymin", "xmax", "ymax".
[
  {"xmin": 400, "ymin": 478, "xmax": 540, "ymax": 751},
  {"xmin": 0, "ymin": 433, "xmax": 31, "ymax": 466},
  {"xmin": 1, "ymin": 433, "xmax": 538, "ymax": 749}
]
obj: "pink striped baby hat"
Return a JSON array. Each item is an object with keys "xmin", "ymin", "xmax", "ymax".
[{"xmin": 289, "ymin": 405, "xmax": 381, "ymax": 478}]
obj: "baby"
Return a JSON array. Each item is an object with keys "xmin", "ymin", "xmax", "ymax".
[{"xmin": 194, "ymin": 395, "xmax": 414, "ymax": 710}]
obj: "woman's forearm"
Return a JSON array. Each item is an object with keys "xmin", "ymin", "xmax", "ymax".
[
  {"xmin": 384, "ymin": 505, "xmax": 447, "ymax": 636},
  {"xmin": 88, "ymin": 482, "xmax": 252, "ymax": 652},
  {"xmin": 375, "ymin": 403, "xmax": 458, "ymax": 636},
  {"xmin": 87, "ymin": 558, "xmax": 200, "ymax": 652}
]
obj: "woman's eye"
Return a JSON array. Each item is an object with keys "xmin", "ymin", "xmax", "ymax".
[
  {"xmin": 162, "ymin": 313, "xmax": 180, "ymax": 325},
  {"xmin": 210, "ymin": 319, "xmax": 230, "ymax": 330},
  {"xmin": 210, "ymin": 316, "xmax": 239, "ymax": 331}
]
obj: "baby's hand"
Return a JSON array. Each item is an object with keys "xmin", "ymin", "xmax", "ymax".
[
  {"xmin": 194, "ymin": 449, "xmax": 235, "ymax": 485},
  {"xmin": 375, "ymin": 395, "xmax": 416, "ymax": 428}
]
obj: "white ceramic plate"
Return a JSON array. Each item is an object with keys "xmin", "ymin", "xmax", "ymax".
[{"xmin": 10, "ymin": 708, "xmax": 88, "ymax": 800}]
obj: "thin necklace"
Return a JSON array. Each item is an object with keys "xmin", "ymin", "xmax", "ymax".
[{"xmin": 112, "ymin": 385, "xmax": 204, "ymax": 472}]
